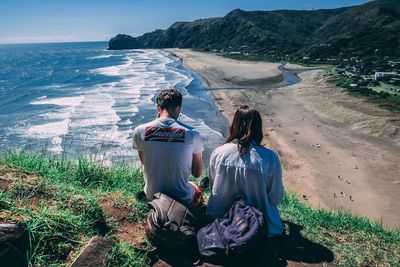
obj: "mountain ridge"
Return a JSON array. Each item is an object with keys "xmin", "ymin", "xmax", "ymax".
[{"xmin": 108, "ymin": 0, "xmax": 400, "ymax": 59}]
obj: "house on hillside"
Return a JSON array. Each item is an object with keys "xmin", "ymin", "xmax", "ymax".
[
  {"xmin": 388, "ymin": 61, "xmax": 400, "ymax": 67},
  {"xmin": 388, "ymin": 78, "xmax": 400, "ymax": 85},
  {"xmin": 374, "ymin": 72, "xmax": 400, "ymax": 81}
]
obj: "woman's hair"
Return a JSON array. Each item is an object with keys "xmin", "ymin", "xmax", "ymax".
[{"xmin": 225, "ymin": 105, "xmax": 263, "ymax": 156}]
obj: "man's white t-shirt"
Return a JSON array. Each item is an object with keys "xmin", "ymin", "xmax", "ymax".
[
  {"xmin": 132, "ymin": 117, "xmax": 204, "ymax": 204},
  {"xmin": 207, "ymin": 141, "xmax": 284, "ymax": 237}
]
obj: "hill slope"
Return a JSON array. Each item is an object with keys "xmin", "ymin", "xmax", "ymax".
[
  {"xmin": 109, "ymin": 0, "xmax": 400, "ymax": 59},
  {"xmin": 1, "ymin": 152, "xmax": 400, "ymax": 266}
]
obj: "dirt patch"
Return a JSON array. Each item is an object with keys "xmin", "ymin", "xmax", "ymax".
[
  {"xmin": 0, "ymin": 165, "xmax": 33, "ymax": 180},
  {"xmin": 0, "ymin": 165, "xmax": 43, "ymax": 193},
  {"xmin": 0, "ymin": 165, "xmax": 40, "ymax": 195},
  {"xmin": 335, "ymin": 98, "xmax": 393, "ymax": 118},
  {"xmin": 0, "ymin": 165, "xmax": 17, "ymax": 176},
  {"xmin": 0, "ymin": 165, "xmax": 54, "ymax": 212},
  {"xmin": 99, "ymin": 195, "xmax": 129, "ymax": 221},
  {"xmin": 28, "ymin": 195, "xmax": 42, "ymax": 209},
  {"xmin": 99, "ymin": 195, "xmax": 146, "ymax": 245},
  {"xmin": 116, "ymin": 221, "xmax": 146, "ymax": 245},
  {"xmin": 0, "ymin": 179, "xmax": 11, "ymax": 191}
]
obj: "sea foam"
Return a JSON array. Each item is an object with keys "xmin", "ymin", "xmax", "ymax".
[
  {"xmin": 10, "ymin": 48, "xmax": 223, "ymax": 163},
  {"xmin": 87, "ymin": 54, "xmax": 115, "ymax": 60},
  {"xmin": 28, "ymin": 96, "xmax": 86, "ymax": 152},
  {"xmin": 31, "ymin": 96, "xmax": 85, "ymax": 106}
]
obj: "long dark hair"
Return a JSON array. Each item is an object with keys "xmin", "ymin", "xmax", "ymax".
[{"xmin": 225, "ymin": 105, "xmax": 263, "ymax": 156}]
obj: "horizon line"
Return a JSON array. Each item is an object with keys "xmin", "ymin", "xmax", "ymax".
[{"xmin": 0, "ymin": 40, "xmax": 109, "ymax": 46}]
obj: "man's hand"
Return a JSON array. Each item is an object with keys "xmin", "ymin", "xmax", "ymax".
[{"xmin": 191, "ymin": 153, "xmax": 202, "ymax": 178}]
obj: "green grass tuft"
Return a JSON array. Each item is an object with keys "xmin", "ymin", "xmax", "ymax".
[
  {"xmin": 106, "ymin": 241, "xmax": 149, "ymax": 267},
  {"xmin": 280, "ymin": 192, "xmax": 400, "ymax": 266}
]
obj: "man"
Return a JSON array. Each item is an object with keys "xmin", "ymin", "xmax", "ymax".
[{"xmin": 133, "ymin": 88, "xmax": 204, "ymax": 206}]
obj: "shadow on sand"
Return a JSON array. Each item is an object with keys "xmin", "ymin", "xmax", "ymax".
[{"xmin": 148, "ymin": 220, "xmax": 334, "ymax": 267}]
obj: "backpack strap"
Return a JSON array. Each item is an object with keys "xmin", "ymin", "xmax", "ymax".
[
  {"xmin": 168, "ymin": 199, "xmax": 188, "ymax": 228},
  {"xmin": 214, "ymin": 220, "xmax": 230, "ymax": 255}
]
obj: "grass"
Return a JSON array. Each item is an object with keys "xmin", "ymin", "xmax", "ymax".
[
  {"xmin": 368, "ymin": 86, "xmax": 400, "ymax": 96},
  {"xmin": 1, "ymin": 151, "xmax": 399, "ymax": 266},
  {"xmin": 280, "ymin": 194, "xmax": 400, "ymax": 266},
  {"xmin": 0, "ymin": 151, "xmax": 147, "ymax": 266}
]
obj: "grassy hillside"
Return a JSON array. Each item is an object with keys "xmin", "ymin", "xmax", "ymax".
[
  {"xmin": 324, "ymin": 67, "xmax": 400, "ymax": 114},
  {"xmin": 0, "ymin": 151, "xmax": 399, "ymax": 266}
]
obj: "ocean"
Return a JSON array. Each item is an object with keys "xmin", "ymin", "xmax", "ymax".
[{"xmin": 0, "ymin": 42, "xmax": 228, "ymax": 164}]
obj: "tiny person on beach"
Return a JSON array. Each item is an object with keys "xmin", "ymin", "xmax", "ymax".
[{"xmin": 207, "ymin": 105, "xmax": 284, "ymax": 237}]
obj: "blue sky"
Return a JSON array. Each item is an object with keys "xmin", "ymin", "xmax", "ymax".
[{"xmin": 0, "ymin": 0, "xmax": 370, "ymax": 44}]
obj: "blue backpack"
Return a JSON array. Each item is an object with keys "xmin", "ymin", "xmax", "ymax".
[{"xmin": 196, "ymin": 199, "xmax": 266, "ymax": 263}]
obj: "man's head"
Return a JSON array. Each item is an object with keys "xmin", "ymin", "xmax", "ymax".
[{"xmin": 156, "ymin": 88, "xmax": 182, "ymax": 119}]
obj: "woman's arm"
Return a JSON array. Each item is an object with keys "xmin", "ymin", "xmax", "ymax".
[
  {"xmin": 208, "ymin": 149, "xmax": 218, "ymax": 192},
  {"xmin": 267, "ymin": 154, "xmax": 284, "ymax": 206}
]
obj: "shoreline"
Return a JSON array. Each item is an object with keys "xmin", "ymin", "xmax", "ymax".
[{"xmin": 167, "ymin": 48, "xmax": 400, "ymax": 228}]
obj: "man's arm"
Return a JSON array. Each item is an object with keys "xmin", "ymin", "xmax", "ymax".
[
  {"xmin": 138, "ymin": 151, "xmax": 144, "ymax": 165},
  {"xmin": 132, "ymin": 126, "xmax": 145, "ymax": 165},
  {"xmin": 191, "ymin": 153, "xmax": 203, "ymax": 178}
]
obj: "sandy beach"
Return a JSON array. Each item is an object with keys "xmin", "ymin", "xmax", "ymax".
[{"xmin": 167, "ymin": 48, "xmax": 400, "ymax": 228}]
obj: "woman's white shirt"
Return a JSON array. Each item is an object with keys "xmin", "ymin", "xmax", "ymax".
[{"xmin": 207, "ymin": 142, "xmax": 284, "ymax": 237}]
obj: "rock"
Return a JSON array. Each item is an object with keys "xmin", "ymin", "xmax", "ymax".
[
  {"xmin": 108, "ymin": 34, "xmax": 141, "ymax": 50},
  {"xmin": 0, "ymin": 200, "xmax": 10, "ymax": 209},
  {"xmin": 0, "ymin": 223, "xmax": 28, "ymax": 267},
  {"xmin": 71, "ymin": 236, "xmax": 115, "ymax": 267},
  {"xmin": 0, "ymin": 223, "xmax": 25, "ymax": 242}
]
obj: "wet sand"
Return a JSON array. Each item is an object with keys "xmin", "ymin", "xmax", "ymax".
[{"xmin": 167, "ymin": 48, "xmax": 400, "ymax": 228}]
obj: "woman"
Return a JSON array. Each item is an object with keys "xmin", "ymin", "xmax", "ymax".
[{"xmin": 207, "ymin": 105, "xmax": 284, "ymax": 237}]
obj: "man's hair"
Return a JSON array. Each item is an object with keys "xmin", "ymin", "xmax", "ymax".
[
  {"xmin": 225, "ymin": 105, "xmax": 263, "ymax": 156},
  {"xmin": 157, "ymin": 89, "xmax": 182, "ymax": 115}
]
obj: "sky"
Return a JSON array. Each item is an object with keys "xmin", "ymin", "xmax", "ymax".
[{"xmin": 0, "ymin": 0, "xmax": 371, "ymax": 44}]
